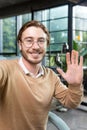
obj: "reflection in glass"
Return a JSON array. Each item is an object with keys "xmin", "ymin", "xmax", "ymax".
[
  {"xmin": 42, "ymin": 21, "xmax": 50, "ymax": 30},
  {"xmin": 34, "ymin": 11, "xmax": 42, "ymax": 21},
  {"xmin": 50, "ymin": 5, "xmax": 68, "ymax": 19},
  {"xmin": 3, "ymin": 17, "xmax": 16, "ymax": 54},
  {"xmin": 50, "ymin": 31, "xmax": 68, "ymax": 44},
  {"xmin": 73, "ymin": 5, "xmax": 87, "ymax": 67},
  {"xmin": 50, "ymin": 18, "xmax": 68, "ymax": 31},
  {"xmin": 22, "ymin": 13, "xmax": 31, "ymax": 24},
  {"xmin": 34, "ymin": 9, "xmax": 50, "ymax": 21}
]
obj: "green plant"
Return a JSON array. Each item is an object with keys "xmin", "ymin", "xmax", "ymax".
[{"xmin": 73, "ymin": 40, "xmax": 78, "ymax": 51}]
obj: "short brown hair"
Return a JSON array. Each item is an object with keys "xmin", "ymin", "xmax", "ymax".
[{"xmin": 17, "ymin": 20, "xmax": 50, "ymax": 45}]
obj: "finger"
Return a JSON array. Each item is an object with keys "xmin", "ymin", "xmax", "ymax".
[
  {"xmin": 79, "ymin": 56, "xmax": 83, "ymax": 67},
  {"xmin": 57, "ymin": 68, "xmax": 65, "ymax": 77},
  {"xmin": 71, "ymin": 50, "xmax": 78, "ymax": 64},
  {"xmin": 75, "ymin": 51, "xmax": 79, "ymax": 64},
  {"xmin": 66, "ymin": 52, "xmax": 71, "ymax": 65},
  {"xmin": 71, "ymin": 50, "xmax": 75, "ymax": 64}
]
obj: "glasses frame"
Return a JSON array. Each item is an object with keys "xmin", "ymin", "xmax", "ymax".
[{"xmin": 21, "ymin": 37, "xmax": 47, "ymax": 48}]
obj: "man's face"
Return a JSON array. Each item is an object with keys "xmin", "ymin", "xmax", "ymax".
[{"xmin": 19, "ymin": 26, "xmax": 47, "ymax": 65}]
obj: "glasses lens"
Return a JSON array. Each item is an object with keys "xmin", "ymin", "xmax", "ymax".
[{"xmin": 22, "ymin": 38, "xmax": 46, "ymax": 47}]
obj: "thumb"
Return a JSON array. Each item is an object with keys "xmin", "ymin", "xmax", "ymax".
[{"xmin": 57, "ymin": 68, "xmax": 65, "ymax": 77}]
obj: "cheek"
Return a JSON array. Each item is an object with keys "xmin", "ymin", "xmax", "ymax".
[
  {"xmin": 40, "ymin": 46, "xmax": 46, "ymax": 54},
  {"xmin": 19, "ymin": 44, "xmax": 28, "ymax": 52},
  {"xmin": 43, "ymin": 43, "xmax": 47, "ymax": 50}
]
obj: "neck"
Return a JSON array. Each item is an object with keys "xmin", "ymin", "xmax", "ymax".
[{"xmin": 22, "ymin": 57, "xmax": 41, "ymax": 76}]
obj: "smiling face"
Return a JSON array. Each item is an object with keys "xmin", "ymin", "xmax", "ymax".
[{"xmin": 19, "ymin": 26, "xmax": 47, "ymax": 65}]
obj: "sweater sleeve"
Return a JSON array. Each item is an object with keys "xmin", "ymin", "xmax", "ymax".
[
  {"xmin": 0, "ymin": 60, "xmax": 8, "ymax": 90},
  {"xmin": 54, "ymin": 76, "xmax": 83, "ymax": 108}
]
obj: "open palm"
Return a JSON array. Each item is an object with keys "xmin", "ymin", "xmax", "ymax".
[{"xmin": 57, "ymin": 50, "xmax": 83, "ymax": 86}]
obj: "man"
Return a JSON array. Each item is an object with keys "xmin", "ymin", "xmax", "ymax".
[{"xmin": 0, "ymin": 20, "xmax": 83, "ymax": 130}]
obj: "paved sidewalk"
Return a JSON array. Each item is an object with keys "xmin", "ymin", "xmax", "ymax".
[{"xmin": 47, "ymin": 95, "xmax": 87, "ymax": 130}]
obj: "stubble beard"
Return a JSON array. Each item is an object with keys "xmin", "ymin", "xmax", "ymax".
[{"xmin": 21, "ymin": 50, "xmax": 45, "ymax": 65}]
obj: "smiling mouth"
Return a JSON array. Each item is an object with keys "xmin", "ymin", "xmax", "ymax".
[
  {"xmin": 30, "ymin": 52, "xmax": 41, "ymax": 57},
  {"xmin": 30, "ymin": 51, "xmax": 42, "ymax": 54}
]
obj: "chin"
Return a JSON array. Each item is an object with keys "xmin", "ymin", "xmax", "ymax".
[{"xmin": 27, "ymin": 58, "xmax": 42, "ymax": 64}]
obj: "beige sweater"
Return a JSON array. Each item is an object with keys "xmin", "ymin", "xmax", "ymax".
[{"xmin": 0, "ymin": 59, "xmax": 83, "ymax": 130}]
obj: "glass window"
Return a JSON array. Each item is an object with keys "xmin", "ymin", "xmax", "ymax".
[
  {"xmin": 0, "ymin": 5, "xmax": 69, "ymax": 64},
  {"xmin": 50, "ymin": 31, "xmax": 68, "ymax": 44},
  {"xmin": 49, "ymin": 43, "xmax": 62, "ymax": 52},
  {"xmin": 33, "ymin": 5, "xmax": 68, "ymax": 67},
  {"xmin": 73, "ymin": 6, "xmax": 87, "ymax": 19},
  {"xmin": 73, "ymin": 5, "xmax": 87, "ymax": 42},
  {"xmin": 42, "ymin": 10, "xmax": 50, "ymax": 20},
  {"xmin": 83, "ymin": 31, "xmax": 87, "ymax": 42},
  {"xmin": 50, "ymin": 5, "xmax": 68, "ymax": 19},
  {"xmin": 73, "ymin": 5, "xmax": 87, "ymax": 67},
  {"xmin": 42, "ymin": 21, "xmax": 50, "ymax": 30},
  {"xmin": 34, "ymin": 11, "xmax": 42, "ymax": 21},
  {"xmin": 50, "ymin": 18, "xmax": 68, "ymax": 31},
  {"xmin": 16, "ymin": 13, "xmax": 32, "ymax": 56},
  {"xmin": 34, "ymin": 9, "xmax": 50, "ymax": 21},
  {"xmin": 1, "ymin": 17, "xmax": 17, "ymax": 55},
  {"xmin": 22, "ymin": 13, "xmax": 31, "ymax": 24},
  {"xmin": 73, "ymin": 30, "xmax": 87, "ymax": 42},
  {"xmin": 73, "ymin": 18, "xmax": 87, "ymax": 31}
]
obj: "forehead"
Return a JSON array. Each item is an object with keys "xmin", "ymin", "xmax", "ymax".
[{"xmin": 22, "ymin": 26, "xmax": 47, "ymax": 38}]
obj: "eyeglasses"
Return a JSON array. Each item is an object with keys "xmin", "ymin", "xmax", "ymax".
[{"xmin": 21, "ymin": 38, "xmax": 47, "ymax": 48}]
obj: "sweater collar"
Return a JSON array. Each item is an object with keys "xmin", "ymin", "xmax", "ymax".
[{"xmin": 19, "ymin": 57, "xmax": 44, "ymax": 78}]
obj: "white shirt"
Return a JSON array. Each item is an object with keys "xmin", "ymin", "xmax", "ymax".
[{"xmin": 19, "ymin": 57, "xmax": 44, "ymax": 78}]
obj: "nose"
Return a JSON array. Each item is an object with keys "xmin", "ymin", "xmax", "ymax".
[{"xmin": 32, "ymin": 41, "xmax": 40, "ymax": 49}]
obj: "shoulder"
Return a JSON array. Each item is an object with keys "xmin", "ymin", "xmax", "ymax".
[
  {"xmin": 43, "ymin": 66, "xmax": 59, "ymax": 78},
  {"xmin": 0, "ymin": 58, "xmax": 18, "ymax": 64},
  {"xmin": 0, "ymin": 59, "xmax": 19, "ymax": 70}
]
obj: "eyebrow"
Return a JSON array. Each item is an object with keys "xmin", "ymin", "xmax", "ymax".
[
  {"xmin": 23, "ymin": 37, "xmax": 46, "ymax": 40},
  {"xmin": 23, "ymin": 37, "xmax": 33, "ymax": 40}
]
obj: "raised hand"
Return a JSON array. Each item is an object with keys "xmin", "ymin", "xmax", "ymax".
[{"xmin": 57, "ymin": 50, "xmax": 83, "ymax": 86}]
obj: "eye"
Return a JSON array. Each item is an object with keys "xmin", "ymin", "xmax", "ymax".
[
  {"xmin": 26, "ymin": 39, "xmax": 33, "ymax": 43},
  {"xmin": 38, "ymin": 39, "xmax": 45, "ymax": 43}
]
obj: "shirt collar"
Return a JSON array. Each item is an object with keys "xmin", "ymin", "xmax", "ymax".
[{"xmin": 18, "ymin": 57, "xmax": 44, "ymax": 78}]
